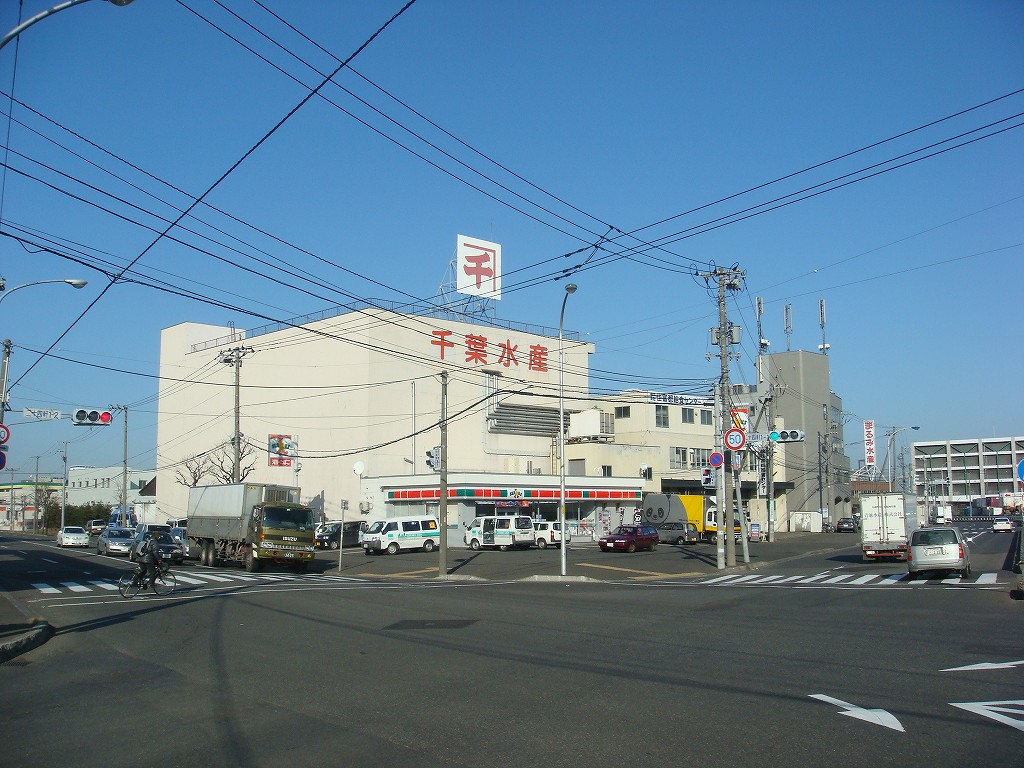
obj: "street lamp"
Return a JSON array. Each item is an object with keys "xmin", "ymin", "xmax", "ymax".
[
  {"xmin": 0, "ymin": 278, "xmax": 88, "ymax": 425},
  {"xmin": 885, "ymin": 425, "xmax": 920, "ymax": 492},
  {"xmin": 558, "ymin": 283, "xmax": 577, "ymax": 578},
  {"xmin": 0, "ymin": 0, "xmax": 134, "ymax": 54}
]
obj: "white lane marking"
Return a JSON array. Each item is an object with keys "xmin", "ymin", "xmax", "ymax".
[
  {"xmin": 809, "ymin": 693, "xmax": 905, "ymax": 732},
  {"xmin": 60, "ymin": 582, "xmax": 91, "ymax": 592},
  {"xmin": 822, "ymin": 574, "xmax": 856, "ymax": 584},
  {"xmin": 32, "ymin": 583, "xmax": 60, "ymax": 594},
  {"xmin": 975, "ymin": 573, "xmax": 998, "ymax": 584},
  {"xmin": 878, "ymin": 574, "xmax": 908, "ymax": 585},
  {"xmin": 795, "ymin": 573, "xmax": 831, "ymax": 584},
  {"xmin": 88, "ymin": 581, "xmax": 118, "ymax": 591}
]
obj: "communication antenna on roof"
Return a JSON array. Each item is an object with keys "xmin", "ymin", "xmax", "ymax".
[
  {"xmin": 818, "ymin": 298, "xmax": 829, "ymax": 355},
  {"xmin": 784, "ymin": 304, "xmax": 793, "ymax": 351}
]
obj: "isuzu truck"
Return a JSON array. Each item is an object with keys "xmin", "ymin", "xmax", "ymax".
[
  {"xmin": 187, "ymin": 483, "xmax": 315, "ymax": 572},
  {"xmin": 860, "ymin": 493, "xmax": 918, "ymax": 562}
]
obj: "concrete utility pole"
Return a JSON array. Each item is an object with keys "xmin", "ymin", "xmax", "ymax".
[
  {"xmin": 219, "ymin": 347, "xmax": 254, "ymax": 483},
  {"xmin": 0, "ymin": 339, "xmax": 11, "ymax": 426},
  {"xmin": 111, "ymin": 405, "xmax": 128, "ymax": 516},
  {"xmin": 702, "ymin": 266, "xmax": 745, "ymax": 569},
  {"xmin": 438, "ymin": 371, "xmax": 449, "ymax": 579}
]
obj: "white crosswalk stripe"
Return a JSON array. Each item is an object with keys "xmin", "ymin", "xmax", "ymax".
[
  {"xmin": 698, "ymin": 571, "xmax": 1002, "ymax": 588},
  {"xmin": 30, "ymin": 569, "xmax": 364, "ymax": 595}
]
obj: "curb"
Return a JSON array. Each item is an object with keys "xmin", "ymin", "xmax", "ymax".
[{"xmin": 0, "ymin": 619, "xmax": 55, "ymax": 664}]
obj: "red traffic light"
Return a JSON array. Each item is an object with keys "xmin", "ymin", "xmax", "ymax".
[{"xmin": 72, "ymin": 408, "xmax": 113, "ymax": 426}]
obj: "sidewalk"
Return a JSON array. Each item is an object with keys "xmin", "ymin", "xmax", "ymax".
[{"xmin": 0, "ymin": 588, "xmax": 55, "ymax": 664}]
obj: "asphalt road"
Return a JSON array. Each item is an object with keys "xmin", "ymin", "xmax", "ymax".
[{"xmin": 1, "ymin": 527, "xmax": 1022, "ymax": 768}]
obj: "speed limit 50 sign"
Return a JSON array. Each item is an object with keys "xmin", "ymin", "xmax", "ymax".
[{"xmin": 724, "ymin": 427, "xmax": 746, "ymax": 451}]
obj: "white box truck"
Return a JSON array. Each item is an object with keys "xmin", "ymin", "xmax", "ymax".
[
  {"xmin": 187, "ymin": 483, "xmax": 315, "ymax": 572},
  {"xmin": 860, "ymin": 493, "xmax": 918, "ymax": 562}
]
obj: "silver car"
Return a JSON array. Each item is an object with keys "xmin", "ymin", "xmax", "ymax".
[
  {"xmin": 907, "ymin": 526, "xmax": 971, "ymax": 578},
  {"xmin": 97, "ymin": 527, "xmax": 136, "ymax": 557}
]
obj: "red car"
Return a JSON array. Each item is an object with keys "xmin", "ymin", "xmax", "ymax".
[{"xmin": 598, "ymin": 525, "xmax": 659, "ymax": 553}]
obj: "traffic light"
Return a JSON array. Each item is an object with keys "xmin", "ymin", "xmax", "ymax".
[
  {"xmin": 425, "ymin": 446, "xmax": 440, "ymax": 471},
  {"xmin": 72, "ymin": 408, "xmax": 113, "ymax": 426},
  {"xmin": 701, "ymin": 467, "xmax": 716, "ymax": 488},
  {"xmin": 770, "ymin": 429, "xmax": 805, "ymax": 443}
]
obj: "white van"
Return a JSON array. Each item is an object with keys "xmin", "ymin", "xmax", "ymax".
[
  {"xmin": 464, "ymin": 515, "xmax": 535, "ymax": 551},
  {"xmin": 533, "ymin": 520, "xmax": 570, "ymax": 549},
  {"xmin": 361, "ymin": 516, "xmax": 440, "ymax": 555}
]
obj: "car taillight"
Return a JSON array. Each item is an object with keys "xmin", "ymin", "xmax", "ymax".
[
  {"xmin": 958, "ymin": 544, "xmax": 964, "ymax": 558},
  {"xmin": 907, "ymin": 550, "xmax": 912, "ymax": 561}
]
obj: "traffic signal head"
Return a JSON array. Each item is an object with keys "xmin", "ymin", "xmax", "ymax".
[
  {"xmin": 771, "ymin": 429, "xmax": 805, "ymax": 443},
  {"xmin": 425, "ymin": 446, "xmax": 440, "ymax": 471},
  {"xmin": 701, "ymin": 467, "xmax": 716, "ymax": 488},
  {"xmin": 72, "ymin": 408, "xmax": 113, "ymax": 426}
]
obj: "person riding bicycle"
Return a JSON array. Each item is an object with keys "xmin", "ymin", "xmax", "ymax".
[{"xmin": 137, "ymin": 530, "xmax": 164, "ymax": 587}]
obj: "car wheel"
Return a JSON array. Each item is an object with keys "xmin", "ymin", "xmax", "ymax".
[
  {"xmin": 330, "ymin": 540, "xmax": 339, "ymax": 550},
  {"xmin": 422, "ymin": 540, "xmax": 436, "ymax": 553},
  {"xmin": 470, "ymin": 539, "xmax": 481, "ymax": 551},
  {"xmin": 650, "ymin": 542, "xmax": 657, "ymax": 551},
  {"xmin": 626, "ymin": 542, "xmax": 636, "ymax": 553},
  {"xmin": 387, "ymin": 542, "xmax": 400, "ymax": 555},
  {"xmin": 675, "ymin": 537, "xmax": 686, "ymax": 545},
  {"xmin": 498, "ymin": 544, "xmax": 510, "ymax": 552},
  {"xmin": 537, "ymin": 538, "xmax": 547, "ymax": 549}
]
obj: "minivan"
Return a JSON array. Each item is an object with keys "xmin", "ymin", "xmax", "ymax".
[
  {"xmin": 463, "ymin": 515, "xmax": 535, "ymax": 551},
  {"xmin": 907, "ymin": 526, "xmax": 970, "ymax": 578},
  {"xmin": 361, "ymin": 516, "xmax": 440, "ymax": 555}
]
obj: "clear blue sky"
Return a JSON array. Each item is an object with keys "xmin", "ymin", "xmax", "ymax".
[{"xmin": 1, "ymin": 0, "xmax": 1021, "ymax": 480}]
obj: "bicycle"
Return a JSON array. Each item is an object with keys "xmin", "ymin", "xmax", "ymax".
[{"xmin": 118, "ymin": 561, "xmax": 176, "ymax": 598}]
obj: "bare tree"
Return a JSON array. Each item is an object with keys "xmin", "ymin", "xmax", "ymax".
[
  {"xmin": 208, "ymin": 440, "xmax": 257, "ymax": 484},
  {"xmin": 175, "ymin": 453, "xmax": 213, "ymax": 487}
]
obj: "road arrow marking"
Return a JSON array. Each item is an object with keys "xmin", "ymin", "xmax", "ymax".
[
  {"xmin": 949, "ymin": 700, "xmax": 1024, "ymax": 732},
  {"xmin": 941, "ymin": 660, "xmax": 1024, "ymax": 671},
  {"xmin": 809, "ymin": 694, "xmax": 905, "ymax": 732}
]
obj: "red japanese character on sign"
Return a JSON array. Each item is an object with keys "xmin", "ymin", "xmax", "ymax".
[
  {"xmin": 496, "ymin": 339, "xmax": 518, "ymax": 368},
  {"xmin": 431, "ymin": 330, "xmax": 454, "ymax": 359},
  {"xmin": 527, "ymin": 344, "xmax": 549, "ymax": 372},
  {"xmin": 465, "ymin": 334, "xmax": 488, "ymax": 365},
  {"xmin": 462, "ymin": 248, "xmax": 495, "ymax": 290}
]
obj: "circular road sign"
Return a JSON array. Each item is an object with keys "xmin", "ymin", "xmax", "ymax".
[
  {"xmin": 0, "ymin": 424, "xmax": 9, "ymax": 444},
  {"xmin": 709, "ymin": 451, "xmax": 724, "ymax": 468},
  {"xmin": 724, "ymin": 428, "xmax": 746, "ymax": 451}
]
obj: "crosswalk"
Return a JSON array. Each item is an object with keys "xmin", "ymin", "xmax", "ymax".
[
  {"xmin": 30, "ymin": 568, "xmax": 362, "ymax": 596},
  {"xmin": 698, "ymin": 571, "xmax": 1002, "ymax": 588}
]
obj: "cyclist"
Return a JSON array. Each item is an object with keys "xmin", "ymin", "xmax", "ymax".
[{"xmin": 136, "ymin": 530, "xmax": 164, "ymax": 587}]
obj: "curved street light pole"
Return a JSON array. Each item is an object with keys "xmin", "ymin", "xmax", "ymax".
[
  {"xmin": 0, "ymin": 0, "xmax": 133, "ymax": 54},
  {"xmin": 886, "ymin": 425, "xmax": 920, "ymax": 492},
  {"xmin": 0, "ymin": 279, "xmax": 88, "ymax": 425},
  {"xmin": 558, "ymin": 283, "xmax": 577, "ymax": 578}
]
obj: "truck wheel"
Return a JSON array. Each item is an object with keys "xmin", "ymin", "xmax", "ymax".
[
  {"xmin": 537, "ymin": 538, "xmax": 548, "ymax": 549},
  {"xmin": 422, "ymin": 540, "xmax": 436, "ymax": 553},
  {"xmin": 469, "ymin": 539, "xmax": 481, "ymax": 551},
  {"xmin": 387, "ymin": 542, "xmax": 400, "ymax": 555},
  {"xmin": 244, "ymin": 549, "xmax": 262, "ymax": 573}
]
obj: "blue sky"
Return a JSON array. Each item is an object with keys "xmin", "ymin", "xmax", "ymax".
[{"xmin": 1, "ymin": 0, "xmax": 1021, "ymax": 481}]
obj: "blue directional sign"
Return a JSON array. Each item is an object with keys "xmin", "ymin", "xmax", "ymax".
[{"xmin": 1018, "ymin": 458, "xmax": 1024, "ymax": 482}]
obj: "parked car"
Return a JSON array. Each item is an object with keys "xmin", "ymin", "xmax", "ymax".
[
  {"xmin": 57, "ymin": 526, "xmax": 90, "ymax": 548},
  {"xmin": 992, "ymin": 516, "xmax": 1013, "ymax": 532},
  {"xmin": 907, "ymin": 526, "xmax": 970, "ymax": 578},
  {"xmin": 598, "ymin": 525, "xmax": 659, "ymax": 553},
  {"xmin": 835, "ymin": 517, "xmax": 857, "ymax": 533},
  {"xmin": 533, "ymin": 520, "xmax": 570, "ymax": 549},
  {"xmin": 86, "ymin": 518, "xmax": 108, "ymax": 536},
  {"xmin": 315, "ymin": 521, "xmax": 361, "ymax": 549},
  {"xmin": 657, "ymin": 521, "xmax": 698, "ymax": 545},
  {"xmin": 170, "ymin": 526, "xmax": 190, "ymax": 558},
  {"xmin": 97, "ymin": 527, "xmax": 135, "ymax": 556},
  {"xmin": 129, "ymin": 530, "xmax": 185, "ymax": 565}
]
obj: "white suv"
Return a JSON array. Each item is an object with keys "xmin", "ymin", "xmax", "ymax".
[{"xmin": 533, "ymin": 521, "xmax": 569, "ymax": 549}]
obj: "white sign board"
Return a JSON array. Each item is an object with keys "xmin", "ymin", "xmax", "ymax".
[
  {"xmin": 864, "ymin": 420, "xmax": 876, "ymax": 467},
  {"xmin": 456, "ymin": 235, "xmax": 501, "ymax": 300}
]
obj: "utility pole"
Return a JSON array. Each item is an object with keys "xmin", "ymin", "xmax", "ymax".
[
  {"xmin": 0, "ymin": 339, "xmax": 11, "ymax": 425},
  {"xmin": 219, "ymin": 347, "xmax": 254, "ymax": 483},
  {"xmin": 60, "ymin": 441, "xmax": 68, "ymax": 530},
  {"xmin": 111, "ymin": 405, "xmax": 128, "ymax": 517},
  {"xmin": 702, "ymin": 265, "xmax": 745, "ymax": 568},
  {"xmin": 438, "ymin": 371, "xmax": 449, "ymax": 579}
]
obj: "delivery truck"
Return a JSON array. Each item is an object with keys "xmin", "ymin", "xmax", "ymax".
[
  {"xmin": 642, "ymin": 493, "xmax": 739, "ymax": 544},
  {"xmin": 187, "ymin": 483, "xmax": 316, "ymax": 572},
  {"xmin": 860, "ymin": 493, "xmax": 918, "ymax": 562}
]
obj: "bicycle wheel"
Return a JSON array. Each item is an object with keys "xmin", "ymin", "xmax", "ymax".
[
  {"xmin": 118, "ymin": 572, "xmax": 142, "ymax": 599},
  {"xmin": 152, "ymin": 569, "xmax": 176, "ymax": 596}
]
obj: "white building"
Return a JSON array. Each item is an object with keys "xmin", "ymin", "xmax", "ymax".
[
  {"xmin": 66, "ymin": 465, "xmax": 155, "ymax": 508},
  {"xmin": 913, "ymin": 436, "xmax": 1024, "ymax": 513}
]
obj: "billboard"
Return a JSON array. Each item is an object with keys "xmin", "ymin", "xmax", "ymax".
[
  {"xmin": 863, "ymin": 420, "xmax": 876, "ymax": 467},
  {"xmin": 269, "ymin": 434, "xmax": 297, "ymax": 467},
  {"xmin": 456, "ymin": 235, "xmax": 501, "ymax": 299}
]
